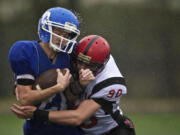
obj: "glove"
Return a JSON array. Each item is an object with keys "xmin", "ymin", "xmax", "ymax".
[
  {"xmin": 123, "ymin": 117, "xmax": 134, "ymax": 129},
  {"xmin": 121, "ymin": 115, "xmax": 135, "ymax": 129}
]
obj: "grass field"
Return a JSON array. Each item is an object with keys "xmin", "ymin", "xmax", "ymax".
[
  {"xmin": 1, "ymin": 97, "xmax": 180, "ymax": 135},
  {"xmin": 0, "ymin": 113, "xmax": 24, "ymax": 135},
  {"xmin": 131, "ymin": 113, "xmax": 180, "ymax": 135},
  {"xmin": 0, "ymin": 112, "xmax": 180, "ymax": 135}
]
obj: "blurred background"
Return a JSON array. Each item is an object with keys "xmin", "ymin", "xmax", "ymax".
[{"xmin": 0, "ymin": 0, "xmax": 180, "ymax": 135}]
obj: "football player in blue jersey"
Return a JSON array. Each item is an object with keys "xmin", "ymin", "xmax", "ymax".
[{"xmin": 8, "ymin": 7, "xmax": 84, "ymax": 135}]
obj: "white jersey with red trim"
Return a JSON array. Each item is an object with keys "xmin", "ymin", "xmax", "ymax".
[{"xmin": 81, "ymin": 55, "xmax": 127, "ymax": 135}]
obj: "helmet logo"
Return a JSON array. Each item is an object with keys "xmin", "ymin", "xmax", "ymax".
[
  {"xmin": 42, "ymin": 11, "xmax": 51, "ymax": 24},
  {"xmin": 77, "ymin": 53, "xmax": 91, "ymax": 64}
]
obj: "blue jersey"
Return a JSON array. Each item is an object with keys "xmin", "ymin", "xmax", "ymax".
[{"xmin": 8, "ymin": 41, "xmax": 84, "ymax": 135}]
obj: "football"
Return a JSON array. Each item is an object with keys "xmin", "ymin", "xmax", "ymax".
[
  {"xmin": 32, "ymin": 69, "xmax": 66, "ymax": 90},
  {"xmin": 32, "ymin": 68, "xmax": 82, "ymax": 104}
]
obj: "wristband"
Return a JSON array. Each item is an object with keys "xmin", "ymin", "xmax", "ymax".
[{"xmin": 34, "ymin": 109, "xmax": 49, "ymax": 121}]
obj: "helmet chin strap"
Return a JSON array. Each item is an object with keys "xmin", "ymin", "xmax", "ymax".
[
  {"xmin": 93, "ymin": 65, "xmax": 104, "ymax": 76},
  {"xmin": 47, "ymin": 42, "xmax": 57, "ymax": 52},
  {"xmin": 49, "ymin": 42, "xmax": 61, "ymax": 52},
  {"xmin": 93, "ymin": 57, "xmax": 110, "ymax": 76}
]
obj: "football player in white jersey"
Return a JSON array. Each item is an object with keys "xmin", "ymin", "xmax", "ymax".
[{"xmin": 11, "ymin": 35, "xmax": 136, "ymax": 135}]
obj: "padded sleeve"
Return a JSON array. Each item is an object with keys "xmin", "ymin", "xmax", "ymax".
[
  {"xmin": 8, "ymin": 41, "xmax": 34, "ymax": 75},
  {"xmin": 8, "ymin": 41, "xmax": 35, "ymax": 85}
]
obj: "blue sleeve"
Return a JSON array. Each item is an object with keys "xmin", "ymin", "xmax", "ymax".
[{"xmin": 8, "ymin": 41, "xmax": 34, "ymax": 76}]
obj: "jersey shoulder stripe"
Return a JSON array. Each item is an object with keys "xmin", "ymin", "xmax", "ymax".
[{"xmin": 88, "ymin": 77, "xmax": 126, "ymax": 98}]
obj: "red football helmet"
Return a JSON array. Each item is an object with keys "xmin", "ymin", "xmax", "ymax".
[{"xmin": 76, "ymin": 35, "xmax": 110, "ymax": 75}]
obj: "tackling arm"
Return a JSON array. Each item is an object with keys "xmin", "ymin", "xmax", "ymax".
[
  {"xmin": 48, "ymin": 99, "xmax": 100, "ymax": 126},
  {"xmin": 10, "ymin": 99, "xmax": 101, "ymax": 125}
]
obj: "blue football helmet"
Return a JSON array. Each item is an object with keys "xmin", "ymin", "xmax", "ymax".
[{"xmin": 38, "ymin": 7, "xmax": 80, "ymax": 53}]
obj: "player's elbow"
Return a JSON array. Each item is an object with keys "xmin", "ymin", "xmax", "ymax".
[
  {"xmin": 16, "ymin": 86, "xmax": 34, "ymax": 105},
  {"xmin": 73, "ymin": 113, "xmax": 86, "ymax": 126},
  {"xmin": 64, "ymin": 112, "xmax": 85, "ymax": 126},
  {"xmin": 18, "ymin": 97, "xmax": 30, "ymax": 106},
  {"xmin": 17, "ymin": 94, "xmax": 33, "ymax": 105},
  {"xmin": 72, "ymin": 117, "xmax": 84, "ymax": 126}
]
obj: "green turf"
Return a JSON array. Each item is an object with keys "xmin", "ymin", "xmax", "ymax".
[
  {"xmin": 129, "ymin": 113, "xmax": 180, "ymax": 135},
  {"xmin": 0, "ymin": 113, "xmax": 24, "ymax": 135},
  {"xmin": 1, "ymin": 113, "xmax": 180, "ymax": 135}
]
